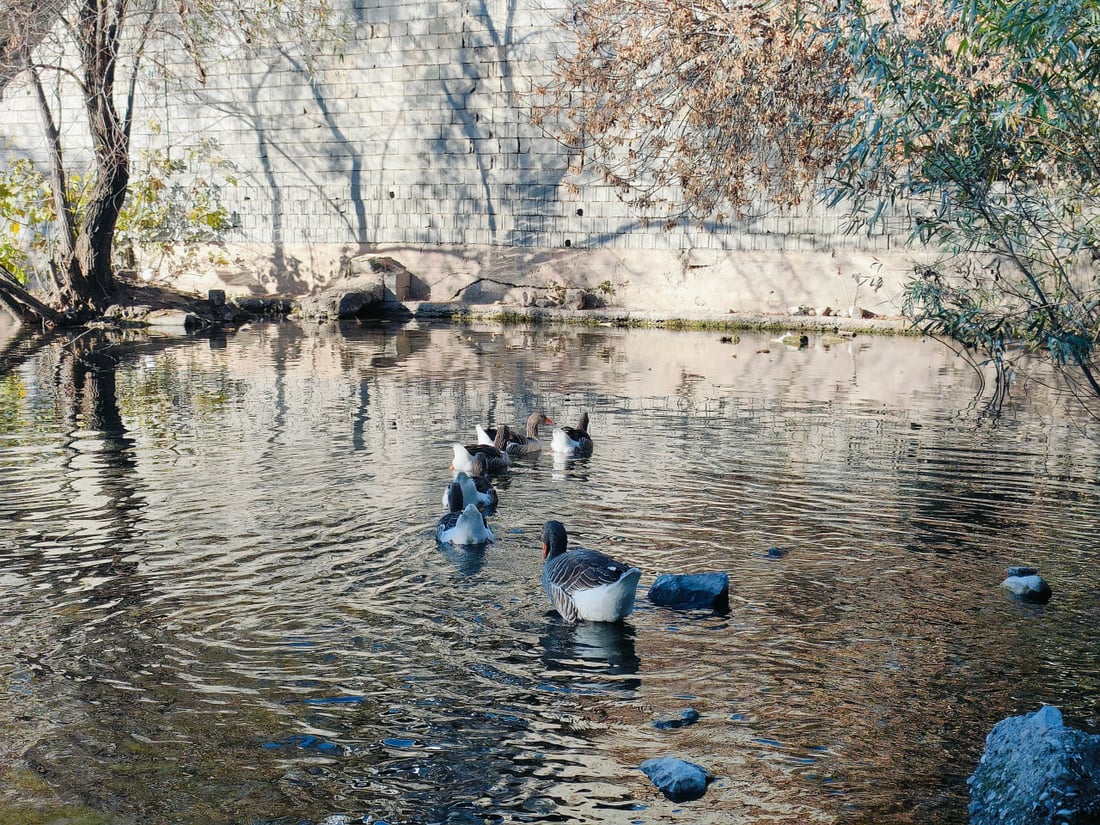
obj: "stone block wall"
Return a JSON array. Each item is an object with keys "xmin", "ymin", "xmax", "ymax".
[{"xmin": 0, "ymin": 0, "xmax": 929, "ymax": 315}]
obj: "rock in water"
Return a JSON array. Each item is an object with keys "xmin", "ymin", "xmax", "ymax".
[
  {"xmin": 647, "ymin": 572, "xmax": 729, "ymax": 611},
  {"xmin": 653, "ymin": 708, "xmax": 701, "ymax": 730},
  {"xmin": 968, "ymin": 705, "xmax": 1100, "ymax": 825},
  {"xmin": 1001, "ymin": 573, "xmax": 1052, "ymax": 604},
  {"xmin": 639, "ymin": 756, "xmax": 712, "ymax": 802}
]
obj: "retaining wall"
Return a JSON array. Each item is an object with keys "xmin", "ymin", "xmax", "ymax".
[{"xmin": 0, "ymin": 0, "xmax": 934, "ymax": 316}]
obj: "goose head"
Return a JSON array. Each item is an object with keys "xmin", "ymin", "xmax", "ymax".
[
  {"xmin": 527, "ymin": 412, "xmax": 555, "ymax": 438},
  {"xmin": 445, "ymin": 478, "xmax": 465, "ymax": 512},
  {"xmin": 541, "ymin": 520, "xmax": 569, "ymax": 560}
]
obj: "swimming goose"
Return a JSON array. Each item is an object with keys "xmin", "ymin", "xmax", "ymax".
[
  {"xmin": 467, "ymin": 452, "xmax": 500, "ymax": 509},
  {"xmin": 540, "ymin": 520, "xmax": 642, "ymax": 623},
  {"xmin": 436, "ymin": 482, "xmax": 495, "ymax": 545},
  {"xmin": 477, "ymin": 412, "xmax": 555, "ymax": 456},
  {"xmin": 550, "ymin": 412, "xmax": 594, "ymax": 456},
  {"xmin": 452, "ymin": 442, "xmax": 510, "ymax": 474},
  {"xmin": 441, "ymin": 471, "xmax": 493, "ymax": 511}
]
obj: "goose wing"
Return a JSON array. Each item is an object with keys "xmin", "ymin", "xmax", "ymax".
[
  {"xmin": 546, "ymin": 549, "xmax": 633, "ymax": 594},
  {"xmin": 559, "ymin": 426, "xmax": 593, "ymax": 454},
  {"xmin": 546, "ymin": 580, "xmax": 580, "ymax": 623}
]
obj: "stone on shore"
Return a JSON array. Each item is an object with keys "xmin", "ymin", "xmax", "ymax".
[
  {"xmin": 296, "ymin": 278, "xmax": 385, "ymax": 321},
  {"xmin": 647, "ymin": 572, "xmax": 729, "ymax": 611},
  {"xmin": 968, "ymin": 705, "xmax": 1100, "ymax": 825},
  {"xmin": 297, "ymin": 256, "xmax": 423, "ymax": 320},
  {"xmin": 144, "ymin": 308, "xmax": 204, "ymax": 330},
  {"xmin": 640, "ymin": 756, "xmax": 712, "ymax": 802}
]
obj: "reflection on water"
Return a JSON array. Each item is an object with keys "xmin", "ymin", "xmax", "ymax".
[{"xmin": 1, "ymin": 320, "xmax": 1099, "ymax": 824}]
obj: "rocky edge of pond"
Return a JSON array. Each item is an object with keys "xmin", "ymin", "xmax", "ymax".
[
  {"xmin": 969, "ymin": 706, "xmax": 1100, "ymax": 825},
  {"xmin": 73, "ymin": 256, "xmax": 911, "ymax": 335}
]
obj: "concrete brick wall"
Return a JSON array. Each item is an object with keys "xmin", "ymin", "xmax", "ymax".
[{"xmin": 0, "ymin": 0, "xmax": 928, "ymax": 315}]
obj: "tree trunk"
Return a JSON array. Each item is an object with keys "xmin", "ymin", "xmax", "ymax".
[{"xmin": 58, "ymin": 0, "xmax": 132, "ymax": 314}]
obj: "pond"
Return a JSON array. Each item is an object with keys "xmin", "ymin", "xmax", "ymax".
[{"xmin": 1, "ymin": 319, "xmax": 1098, "ymax": 824}]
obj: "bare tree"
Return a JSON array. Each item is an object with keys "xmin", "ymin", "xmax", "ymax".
[
  {"xmin": 533, "ymin": 0, "xmax": 856, "ymax": 224},
  {"xmin": 2, "ymin": 0, "xmax": 341, "ymax": 322}
]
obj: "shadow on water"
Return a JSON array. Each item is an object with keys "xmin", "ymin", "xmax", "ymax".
[{"xmin": 1, "ymin": 321, "xmax": 1099, "ymax": 824}]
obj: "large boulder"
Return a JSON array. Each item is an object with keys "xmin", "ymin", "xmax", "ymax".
[
  {"xmin": 296, "ymin": 278, "xmax": 385, "ymax": 321},
  {"xmin": 968, "ymin": 705, "xmax": 1100, "ymax": 824},
  {"xmin": 647, "ymin": 572, "xmax": 730, "ymax": 611},
  {"xmin": 297, "ymin": 256, "xmax": 422, "ymax": 320}
]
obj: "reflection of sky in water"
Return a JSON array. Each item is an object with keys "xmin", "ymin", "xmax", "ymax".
[{"xmin": 0, "ymin": 322, "xmax": 1098, "ymax": 824}]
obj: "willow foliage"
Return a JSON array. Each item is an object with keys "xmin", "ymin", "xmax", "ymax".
[{"xmin": 540, "ymin": 0, "xmax": 1100, "ymax": 400}]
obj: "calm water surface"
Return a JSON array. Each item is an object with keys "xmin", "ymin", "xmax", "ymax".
[{"xmin": 1, "ymin": 320, "xmax": 1099, "ymax": 824}]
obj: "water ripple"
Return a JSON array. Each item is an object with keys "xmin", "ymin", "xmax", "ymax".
[{"xmin": 1, "ymin": 325, "xmax": 1099, "ymax": 824}]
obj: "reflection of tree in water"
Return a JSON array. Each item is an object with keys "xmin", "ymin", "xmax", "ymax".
[
  {"xmin": 11, "ymin": 332, "xmax": 268, "ymax": 822},
  {"xmin": 900, "ymin": 435, "xmax": 1036, "ymax": 554}
]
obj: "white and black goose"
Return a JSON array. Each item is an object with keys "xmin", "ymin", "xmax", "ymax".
[
  {"xmin": 477, "ymin": 412, "xmax": 555, "ymax": 456},
  {"xmin": 451, "ymin": 442, "xmax": 510, "ymax": 475},
  {"xmin": 540, "ymin": 520, "xmax": 641, "ymax": 623},
  {"xmin": 550, "ymin": 412, "xmax": 594, "ymax": 456},
  {"xmin": 436, "ymin": 481, "xmax": 495, "ymax": 546}
]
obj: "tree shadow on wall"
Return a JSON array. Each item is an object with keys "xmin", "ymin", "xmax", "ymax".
[{"xmin": 191, "ymin": 56, "xmax": 370, "ymax": 296}]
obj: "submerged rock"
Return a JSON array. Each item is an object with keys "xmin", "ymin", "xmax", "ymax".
[
  {"xmin": 640, "ymin": 756, "xmax": 712, "ymax": 802},
  {"xmin": 653, "ymin": 708, "xmax": 700, "ymax": 730},
  {"xmin": 1001, "ymin": 570, "xmax": 1052, "ymax": 604},
  {"xmin": 969, "ymin": 706, "xmax": 1100, "ymax": 824},
  {"xmin": 647, "ymin": 572, "xmax": 729, "ymax": 611}
]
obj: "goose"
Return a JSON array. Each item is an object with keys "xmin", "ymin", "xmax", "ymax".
[
  {"xmin": 451, "ymin": 442, "xmax": 510, "ymax": 474},
  {"xmin": 540, "ymin": 520, "xmax": 642, "ymax": 623},
  {"xmin": 441, "ymin": 471, "xmax": 493, "ymax": 511},
  {"xmin": 467, "ymin": 452, "xmax": 500, "ymax": 509},
  {"xmin": 436, "ymin": 482, "xmax": 495, "ymax": 545},
  {"xmin": 550, "ymin": 412, "xmax": 594, "ymax": 456},
  {"xmin": 477, "ymin": 412, "xmax": 555, "ymax": 456}
]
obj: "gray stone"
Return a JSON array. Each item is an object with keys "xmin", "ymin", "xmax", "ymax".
[
  {"xmin": 647, "ymin": 572, "xmax": 730, "ymax": 611},
  {"xmin": 969, "ymin": 706, "xmax": 1100, "ymax": 825},
  {"xmin": 233, "ymin": 297, "xmax": 292, "ymax": 316},
  {"xmin": 144, "ymin": 309, "xmax": 202, "ymax": 330},
  {"xmin": 640, "ymin": 756, "xmax": 712, "ymax": 802},
  {"xmin": 296, "ymin": 279, "xmax": 385, "ymax": 320},
  {"xmin": 1001, "ymin": 574, "xmax": 1052, "ymax": 604},
  {"xmin": 653, "ymin": 708, "xmax": 700, "ymax": 730},
  {"xmin": 297, "ymin": 256, "xmax": 432, "ymax": 320}
]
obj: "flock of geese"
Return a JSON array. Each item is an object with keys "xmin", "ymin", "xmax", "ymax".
[{"xmin": 436, "ymin": 411, "xmax": 643, "ymax": 624}]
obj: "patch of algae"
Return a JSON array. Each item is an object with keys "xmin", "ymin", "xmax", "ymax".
[{"xmin": 0, "ymin": 767, "xmax": 117, "ymax": 825}]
